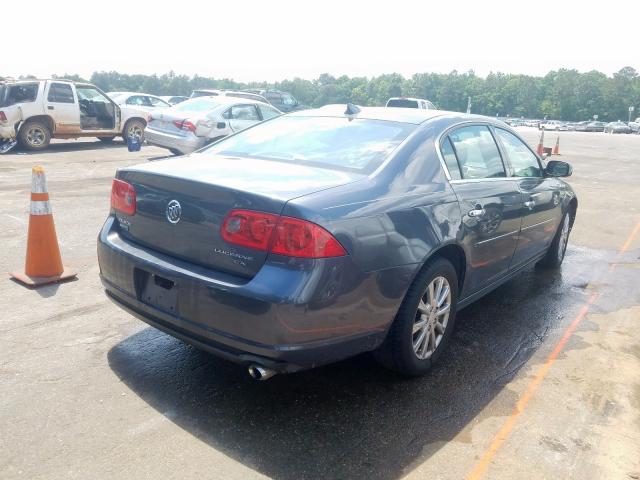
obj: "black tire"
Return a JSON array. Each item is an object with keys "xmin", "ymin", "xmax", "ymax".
[
  {"xmin": 18, "ymin": 120, "xmax": 51, "ymax": 151},
  {"xmin": 538, "ymin": 211, "xmax": 571, "ymax": 269},
  {"xmin": 98, "ymin": 136, "xmax": 115, "ymax": 142},
  {"xmin": 375, "ymin": 257, "xmax": 459, "ymax": 376},
  {"xmin": 123, "ymin": 119, "xmax": 146, "ymax": 142}
]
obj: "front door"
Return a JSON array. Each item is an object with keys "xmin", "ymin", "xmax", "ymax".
[
  {"xmin": 492, "ymin": 128, "xmax": 563, "ymax": 268},
  {"xmin": 44, "ymin": 82, "xmax": 81, "ymax": 135},
  {"xmin": 444, "ymin": 125, "xmax": 525, "ymax": 295}
]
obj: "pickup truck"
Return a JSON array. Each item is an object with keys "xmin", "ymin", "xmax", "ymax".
[{"xmin": 0, "ymin": 79, "xmax": 149, "ymax": 150}]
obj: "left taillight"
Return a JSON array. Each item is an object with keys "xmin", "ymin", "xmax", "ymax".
[
  {"xmin": 0, "ymin": 111, "xmax": 6, "ymax": 122},
  {"xmin": 110, "ymin": 179, "xmax": 136, "ymax": 215},
  {"xmin": 221, "ymin": 209, "xmax": 346, "ymax": 259}
]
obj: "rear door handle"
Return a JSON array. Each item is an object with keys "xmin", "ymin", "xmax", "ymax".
[{"xmin": 47, "ymin": 105, "xmax": 54, "ymax": 110}]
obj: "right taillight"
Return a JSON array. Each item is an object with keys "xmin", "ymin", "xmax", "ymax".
[
  {"xmin": 110, "ymin": 179, "xmax": 136, "ymax": 215},
  {"xmin": 220, "ymin": 210, "xmax": 346, "ymax": 259}
]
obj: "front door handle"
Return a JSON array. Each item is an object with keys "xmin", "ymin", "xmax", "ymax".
[
  {"xmin": 524, "ymin": 200, "xmax": 535, "ymax": 209},
  {"xmin": 47, "ymin": 105, "xmax": 54, "ymax": 110},
  {"xmin": 468, "ymin": 206, "xmax": 485, "ymax": 217}
]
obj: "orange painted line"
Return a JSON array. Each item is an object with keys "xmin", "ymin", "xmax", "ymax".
[
  {"xmin": 466, "ymin": 219, "xmax": 640, "ymax": 480},
  {"xmin": 620, "ymin": 221, "xmax": 640, "ymax": 253}
]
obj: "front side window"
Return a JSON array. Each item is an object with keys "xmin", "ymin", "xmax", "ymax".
[
  {"xmin": 494, "ymin": 128, "xmax": 542, "ymax": 177},
  {"xmin": 204, "ymin": 116, "xmax": 416, "ymax": 173},
  {"xmin": 259, "ymin": 105, "xmax": 281, "ymax": 120},
  {"xmin": 282, "ymin": 93, "xmax": 296, "ymax": 106},
  {"xmin": 448, "ymin": 125, "xmax": 505, "ymax": 179},
  {"xmin": 47, "ymin": 83, "xmax": 75, "ymax": 103},
  {"xmin": 76, "ymin": 86, "xmax": 111, "ymax": 104}
]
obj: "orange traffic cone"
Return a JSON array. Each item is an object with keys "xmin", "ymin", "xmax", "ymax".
[
  {"xmin": 552, "ymin": 136, "xmax": 561, "ymax": 155},
  {"xmin": 10, "ymin": 166, "xmax": 76, "ymax": 287},
  {"xmin": 536, "ymin": 129, "xmax": 545, "ymax": 156}
]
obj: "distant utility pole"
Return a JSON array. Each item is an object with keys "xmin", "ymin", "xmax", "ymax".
[
  {"xmin": 629, "ymin": 106, "xmax": 635, "ymax": 124},
  {"xmin": 466, "ymin": 97, "xmax": 472, "ymax": 114}
]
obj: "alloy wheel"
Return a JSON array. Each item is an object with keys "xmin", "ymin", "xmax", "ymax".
[
  {"xmin": 412, "ymin": 276, "xmax": 451, "ymax": 360},
  {"xmin": 26, "ymin": 126, "xmax": 46, "ymax": 147}
]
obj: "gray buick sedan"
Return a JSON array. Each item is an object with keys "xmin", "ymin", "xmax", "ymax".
[{"xmin": 98, "ymin": 105, "xmax": 576, "ymax": 379}]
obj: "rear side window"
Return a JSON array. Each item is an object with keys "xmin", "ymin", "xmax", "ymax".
[
  {"xmin": 1, "ymin": 83, "xmax": 39, "ymax": 107},
  {"xmin": 448, "ymin": 125, "xmax": 505, "ymax": 179},
  {"xmin": 266, "ymin": 92, "xmax": 282, "ymax": 104},
  {"xmin": 494, "ymin": 128, "xmax": 542, "ymax": 178},
  {"xmin": 224, "ymin": 105, "xmax": 260, "ymax": 121},
  {"xmin": 47, "ymin": 83, "xmax": 75, "ymax": 103},
  {"xmin": 441, "ymin": 136, "xmax": 462, "ymax": 180}
]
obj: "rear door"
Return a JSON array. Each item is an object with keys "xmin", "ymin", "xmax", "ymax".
[
  {"xmin": 223, "ymin": 104, "xmax": 261, "ymax": 132},
  {"xmin": 443, "ymin": 124, "xmax": 525, "ymax": 294},
  {"xmin": 493, "ymin": 127, "xmax": 563, "ymax": 268},
  {"xmin": 45, "ymin": 82, "xmax": 81, "ymax": 134}
]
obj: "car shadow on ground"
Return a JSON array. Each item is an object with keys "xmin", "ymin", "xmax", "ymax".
[
  {"xmin": 107, "ymin": 247, "xmax": 602, "ymax": 480},
  {"xmin": 2, "ymin": 140, "xmax": 125, "ymax": 155}
]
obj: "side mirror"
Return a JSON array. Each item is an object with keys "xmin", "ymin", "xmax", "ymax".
[{"xmin": 545, "ymin": 160, "xmax": 572, "ymax": 177}]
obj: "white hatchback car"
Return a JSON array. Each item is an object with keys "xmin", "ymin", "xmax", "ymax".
[
  {"xmin": 107, "ymin": 92, "xmax": 172, "ymax": 141},
  {"xmin": 144, "ymin": 96, "xmax": 281, "ymax": 155}
]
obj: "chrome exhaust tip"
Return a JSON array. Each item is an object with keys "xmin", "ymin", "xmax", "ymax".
[{"xmin": 248, "ymin": 365, "xmax": 276, "ymax": 381}]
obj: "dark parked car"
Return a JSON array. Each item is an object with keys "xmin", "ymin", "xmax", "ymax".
[
  {"xmin": 242, "ymin": 89, "xmax": 305, "ymax": 112},
  {"xmin": 98, "ymin": 106, "xmax": 577, "ymax": 379},
  {"xmin": 585, "ymin": 121, "xmax": 606, "ymax": 132},
  {"xmin": 604, "ymin": 121, "xmax": 632, "ymax": 134}
]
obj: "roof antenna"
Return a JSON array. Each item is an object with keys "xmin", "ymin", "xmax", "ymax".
[{"xmin": 344, "ymin": 103, "xmax": 361, "ymax": 115}]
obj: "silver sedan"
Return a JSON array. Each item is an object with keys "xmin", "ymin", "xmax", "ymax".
[{"xmin": 145, "ymin": 96, "xmax": 282, "ymax": 155}]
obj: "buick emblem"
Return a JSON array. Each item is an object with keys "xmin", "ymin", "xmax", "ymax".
[{"xmin": 166, "ymin": 200, "xmax": 182, "ymax": 224}]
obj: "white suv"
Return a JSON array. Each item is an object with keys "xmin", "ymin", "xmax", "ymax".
[{"xmin": 0, "ymin": 79, "xmax": 151, "ymax": 150}]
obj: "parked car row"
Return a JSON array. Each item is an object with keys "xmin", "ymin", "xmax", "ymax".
[{"xmin": 0, "ymin": 79, "xmax": 306, "ymax": 151}]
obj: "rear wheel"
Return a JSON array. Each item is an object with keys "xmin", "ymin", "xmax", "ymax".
[
  {"xmin": 538, "ymin": 212, "xmax": 571, "ymax": 269},
  {"xmin": 18, "ymin": 120, "xmax": 51, "ymax": 151},
  {"xmin": 375, "ymin": 258, "xmax": 458, "ymax": 376}
]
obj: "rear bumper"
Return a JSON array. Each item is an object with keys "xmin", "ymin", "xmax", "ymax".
[
  {"xmin": 0, "ymin": 124, "xmax": 16, "ymax": 139},
  {"xmin": 144, "ymin": 128, "xmax": 206, "ymax": 154},
  {"xmin": 98, "ymin": 216, "xmax": 413, "ymax": 371}
]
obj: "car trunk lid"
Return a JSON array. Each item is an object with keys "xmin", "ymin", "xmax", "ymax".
[{"xmin": 116, "ymin": 155, "xmax": 362, "ymax": 277}]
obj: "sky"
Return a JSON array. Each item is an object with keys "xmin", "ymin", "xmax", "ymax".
[{"xmin": 4, "ymin": 0, "xmax": 638, "ymax": 81}]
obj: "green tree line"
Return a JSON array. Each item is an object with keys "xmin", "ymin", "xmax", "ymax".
[{"xmin": 22, "ymin": 67, "xmax": 640, "ymax": 121}]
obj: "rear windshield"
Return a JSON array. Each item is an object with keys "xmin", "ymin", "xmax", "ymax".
[
  {"xmin": 387, "ymin": 99, "xmax": 419, "ymax": 108},
  {"xmin": 202, "ymin": 115, "xmax": 416, "ymax": 172},
  {"xmin": 0, "ymin": 83, "xmax": 38, "ymax": 107},
  {"xmin": 173, "ymin": 97, "xmax": 221, "ymax": 112}
]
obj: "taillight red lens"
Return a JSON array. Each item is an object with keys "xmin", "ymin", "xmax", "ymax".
[
  {"xmin": 0, "ymin": 111, "xmax": 6, "ymax": 122},
  {"xmin": 173, "ymin": 119, "xmax": 197, "ymax": 132},
  {"xmin": 147, "ymin": 114, "xmax": 154, "ymax": 123},
  {"xmin": 220, "ymin": 210, "xmax": 346, "ymax": 258},
  {"xmin": 221, "ymin": 210, "xmax": 278, "ymax": 251},
  {"xmin": 110, "ymin": 179, "xmax": 136, "ymax": 215},
  {"xmin": 271, "ymin": 217, "xmax": 346, "ymax": 258}
]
